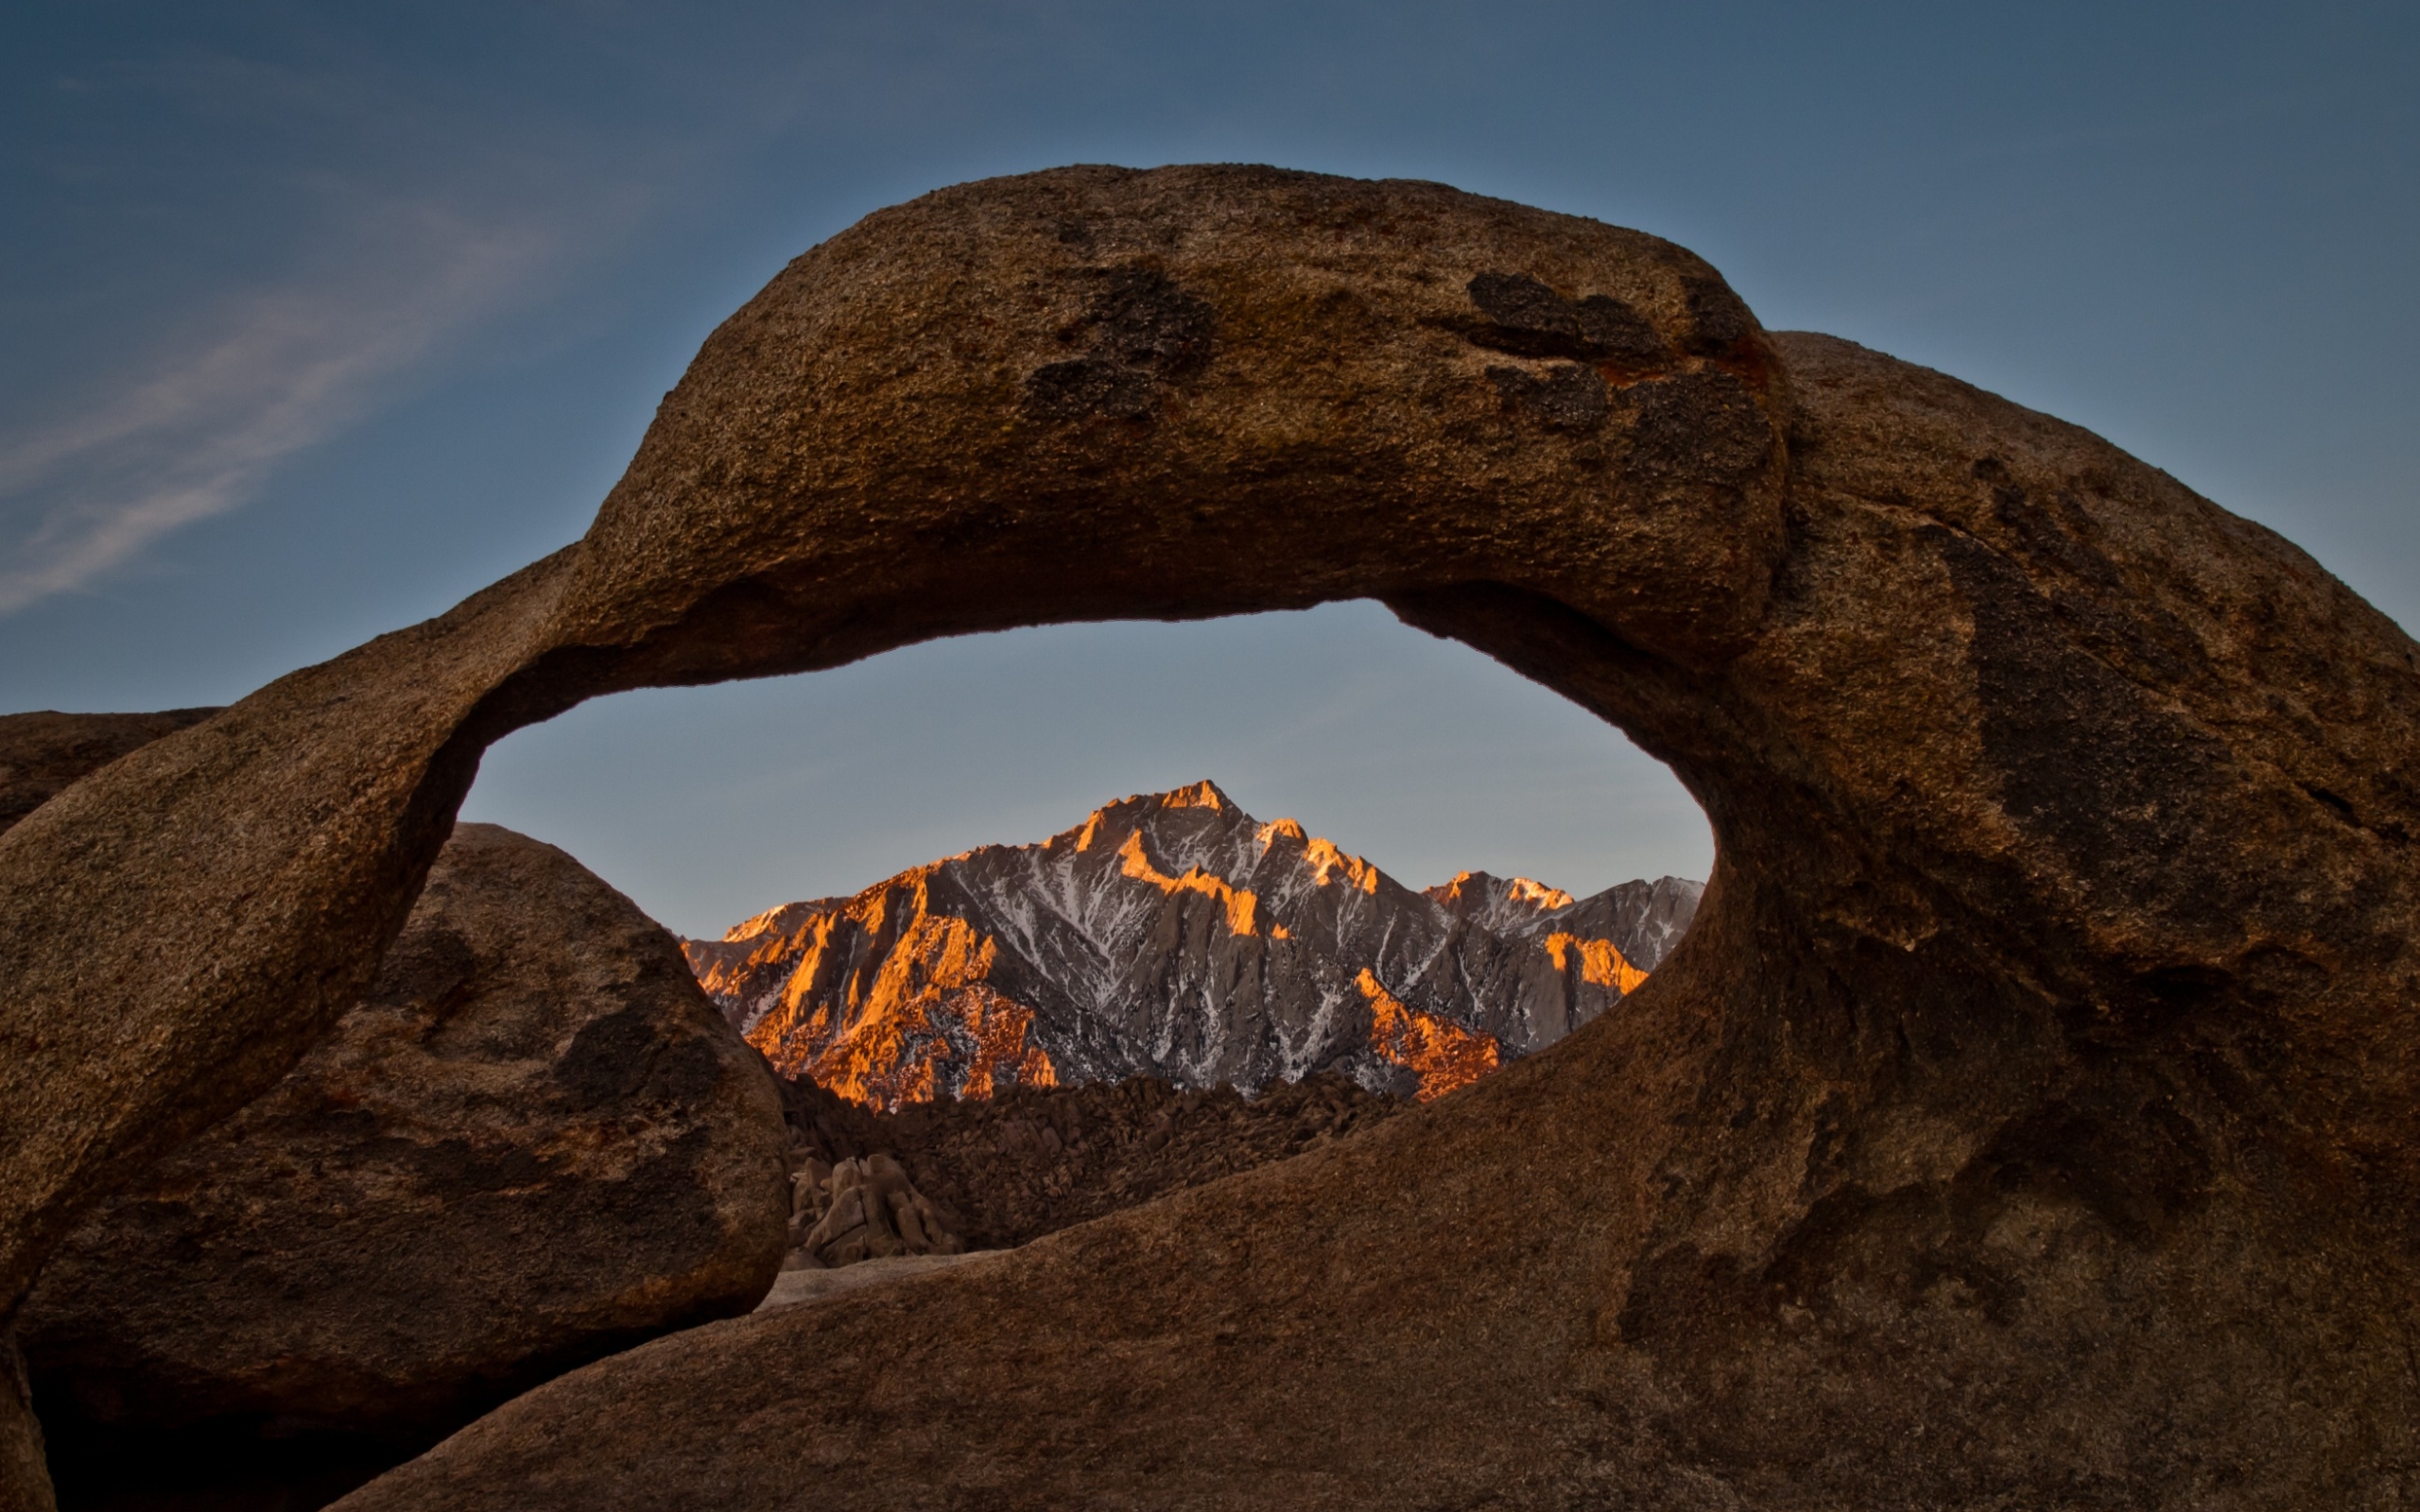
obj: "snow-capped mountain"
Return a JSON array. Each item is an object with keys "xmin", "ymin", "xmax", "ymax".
[{"xmin": 682, "ymin": 781, "xmax": 1700, "ymax": 1108}]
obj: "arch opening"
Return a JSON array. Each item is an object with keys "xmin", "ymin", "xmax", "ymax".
[{"xmin": 462, "ymin": 600, "xmax": 1716, "ymax": 1112}]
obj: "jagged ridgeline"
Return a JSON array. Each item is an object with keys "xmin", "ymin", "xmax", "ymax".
[{"xmin": 683, "ymin": 782, "xmax": 1699, "ymax": 1107}]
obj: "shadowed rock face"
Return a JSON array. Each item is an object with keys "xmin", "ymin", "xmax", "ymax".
[
  {"xmin": 774, "ymin": 1069, "xmax": 1404, "ymax": 1253},
  {"xmin": 16, "ymin": 822, "xmax": 788, "ymax": 1507},
  {"xmin": 2, "ymin": 164, "xmax": 2415, "ymax": 1509},
  {"xmin": 0, "ymin": 709, "xmax": 220, "ymax": 836}
]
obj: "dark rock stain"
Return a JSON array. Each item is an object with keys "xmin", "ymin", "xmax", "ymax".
[
  {"xmin": 364, "ymin": 925, "xmax": 476, "ymax": 1028},
  {"xmin": 1023, "ymin": 358, "xmax": 1160, "ymax": 421},
  {"xmin": 1935, "ymin": 524, "xmax": 2246, "ymax": 938},
  {"xmin": 1681, "ymin": 274, "xmax": 1754, "ymax": 354},
  {"xmin": 1486, "ymin": 364, "xmax": 1608, "ymax": 432},
  {"xmin": 1084, "ymin": 267, "xmax": 1215, "ymax": 377},
  {"xmin": 1464, "ymin": 271, "xmax": 1666, "ymax": 366},
  {"xmin": 1971, "ymin": 456, "xmax": 2213, "ymax": 691},
  {"xmin": 406, "ymin": 1138, "xmax": 549, "ymax": 1194},
  {"xmin": 1979, "ymin": 1080, "xmax": 2214, "ymax": 1243},
  {"xmin": 553, "ymin": 1008, "xmax": 727, "ymax": 1111},
  {"xmin": 1023, "ymin": 266, "xmax": 1215, "ymax": 421},
  {"xmin": 1973, "ymin": 457, "xmax": 2115, "ymax": 589},
  {"xmin": 1621, "ymin": 369, "xmax": 1772, "ymax": 484}
]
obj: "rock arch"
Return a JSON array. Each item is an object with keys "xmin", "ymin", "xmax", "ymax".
[{"xmin": 3, "ymin": 165, "xmax": 2415, "ymax": 1507}]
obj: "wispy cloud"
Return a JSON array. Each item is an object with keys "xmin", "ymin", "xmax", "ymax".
[{"xmin": 0, "ymin": 198, "xmax": 555, "ymax": 614}]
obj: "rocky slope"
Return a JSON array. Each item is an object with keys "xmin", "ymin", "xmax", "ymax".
[
  {"xmin": 772, "ymin": 1069, "xmax": 1401, "ymax": 1253},
  {"xmin": 683, "ymin": 781, "xmax": 1699, "ymax": 1107}
]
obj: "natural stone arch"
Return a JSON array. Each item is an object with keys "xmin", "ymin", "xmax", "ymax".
[{"xmin": 2, "ymin": 164, "xmax": 2415, "ymax": 1508}]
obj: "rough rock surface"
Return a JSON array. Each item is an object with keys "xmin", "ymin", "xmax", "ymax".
[
  {"xmin": 0, "ymin": 709, "xmax": 220, "ymax": 837},
  {"xmin": 686, "ymin": 780, "xmax": 1697, "ymax": 1104},
  {"xmin": 17, "ymin": 823, "xmax": 787, "ymax": 1509},
  {"xmin": 4, "ymin": 166, "xmax": 2416, "ymax": 1508},
  {"xmin": 786, "ymin": 1154, "xmax": 964, "ymax": 1265},
  {"xmin": 753, "ymin": 1252, "xmax": 985, "ymax": 1312},
  {"xmin": 0, "ymin": 1344, "xmax": 40, "ymax": 1512},
  {"xmin": 765, "ymin": 1067, "xmax": 1396, "ymax": 1277},
  {"xmin": 0, "ymin": 709, "xmax": 225, "ymax": 1512},
  {"xmin": 779, "ymin": 1070, "xmax": 1401, "ymax": 1252}
]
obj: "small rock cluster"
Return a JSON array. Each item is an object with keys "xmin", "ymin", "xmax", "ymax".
[
  {"xmin": 785, "ymin": 1153, "xmax": 966, "ymax": 1267},
  {"xmin": 775, "ymin": 1070, "xmax": 1402, "ymax": 1255}
]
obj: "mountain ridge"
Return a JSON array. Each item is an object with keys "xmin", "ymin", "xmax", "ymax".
[{"xmin": 683, "ymin": 781, "xmax": 1698, "ymax": 1107}]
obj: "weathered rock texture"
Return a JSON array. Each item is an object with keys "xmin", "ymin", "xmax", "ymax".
[
  {"xmin": 753, "ymin": 1251, "xmax": 984, "ymax": 1312},
  {"xmin": 0, "ymin": 709, "xmax": 220, "ymax": 837},
  {"xmin": 0, "ymin": 709, "xmax": 227, "ymax": 1512},
  {"xmin": 0, "ymin": 1343, "xmax": 41, "ymax": 1512},
  {"xmin": 17, "ymin": 823, "xmax": 787, "ymax": 1508},
  {"xmin": 2, "ymin": 165, "xmax": 2414, "ymax": 1508},
  {"xmin": 767, "ymin": 1067, "xmax": 1401, "ymax": 1272},
  {"xmin": 786, "ymin": 1154, "xmax": 962, "ymax": 1266},
  {"xmin": 686, "ymin": 780, "xmax": 1696, "ymax": 1105},
  {"xmin": 778, "ymin": 1070, "xmax": 1401, "ymax": 1252}
]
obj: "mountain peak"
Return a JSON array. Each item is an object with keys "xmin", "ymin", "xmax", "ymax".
[
  {"xmin": 1066, "ymin": 781, "xmax": 1243, "ymax": 854},
  {"xmin": 683, "ymin": 783, "xmax": 1700, "ymax": 1109},
  {"xmin": 719, "ymin": 898, "xmax": 838, "ymax": 944},
  {"xmin": 1157, "ymin": 779, "xmax": 1232, "ymax": 812},
  {"xmin": 1425, "ymin": 870, "xmax": 1576, "ymax": 929},
  {"xmin": 1503, "ymin": 876, "xmax": 1575, "ymax": 910}
]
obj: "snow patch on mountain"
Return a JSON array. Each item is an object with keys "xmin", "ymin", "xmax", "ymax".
[{"xmin": 683, "ymin": 782, "xmax": 1700, "ymax": 1108}]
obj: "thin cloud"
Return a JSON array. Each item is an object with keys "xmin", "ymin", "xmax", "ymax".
[{"xmin": 0, "ymin": 199, "xmax": 554, "ymax": 614}]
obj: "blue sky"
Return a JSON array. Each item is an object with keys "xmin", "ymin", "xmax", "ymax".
[{"xmin": 4, "ymin": 2, "xmax": 2413, "ymax": 935}]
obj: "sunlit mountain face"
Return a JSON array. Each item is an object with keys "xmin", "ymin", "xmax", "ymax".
[{"xmin": 683, "ymin": 782, "xmax": 1699, "ymax": 1109}]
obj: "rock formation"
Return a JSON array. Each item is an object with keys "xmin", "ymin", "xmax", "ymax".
[
  {"xmin": 3, "ymin": 165, "xmax": 2415, "ymax": 1509},
  {"xmin": 775, "ymin": 1069, "xmax": 1400, "ymax": 1253},
  {"xmin": 684, "ymin": 781, "xmax": 1697, "ymax": 1105},
  {"xmin": 16, "ymin": 823, "xmax": 787, "ymax": 1510},
  {"xmin": 786, "ymin": 1154, "xmax": 962, "ymax": 1266},
  {"xmin": 761, "ymin": 1062, "xmax": 1401, "ymax": 1282},
  {"xmin": 0, "ymin": 708, "xmax": 219, "ymax": 836}
]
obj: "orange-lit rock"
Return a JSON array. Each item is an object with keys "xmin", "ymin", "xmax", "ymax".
[
  {"xmin": 683, "ymin": 783, "xmax": 1689, "ymax": 1105},
  {"xmin": 1355, "ymin": 969, "xmax": 1502, "ymax": 1100},
  {"xmin": 1428, "ymin": 869, "xmax": 1574, "ymax": 917},
  {"xmin": 691, "ymin": 878, "xmax": 1058, "ymax": 1111},
  {"xmin": 1544, "ymin": 931, "xmax": 1649, "ymax": 995},
  {"xmin": 1115, "ymin": 829, "xmax": 1261, "ymax": 936},
  {"xmin": 1303, "ymin": 835, "xmax": 1383, "ymax": 893}
]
